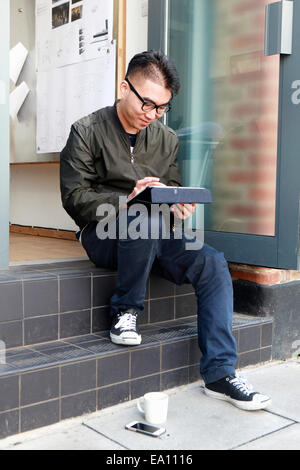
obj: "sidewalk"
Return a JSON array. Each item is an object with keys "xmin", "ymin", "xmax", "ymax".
[{"xmin": 0, "ymin": 360, "xmax": 299, "ymax": 451}]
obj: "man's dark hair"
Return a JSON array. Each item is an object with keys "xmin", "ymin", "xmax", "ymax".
[{"xmin": 125, "ymin": 50, "xmax": 180, "ymax": 96}]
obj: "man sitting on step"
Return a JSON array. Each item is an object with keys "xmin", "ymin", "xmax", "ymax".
[{"xmin": 60, "ymin": 50, "xmax": 271, "ymax": 411}]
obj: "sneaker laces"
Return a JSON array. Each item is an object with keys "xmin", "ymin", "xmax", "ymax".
[
  {"xmin": 229, "ymin": 373, "xmax": 254, "ymax": 396},
  {"xmin": 115, "ymin": 312, "xmax": 137, "ymax": 331}
]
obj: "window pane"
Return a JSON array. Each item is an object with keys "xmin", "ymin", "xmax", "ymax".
[{"xmin": 168, "ymin": 0, "xmax": 279, "ymax": 236}]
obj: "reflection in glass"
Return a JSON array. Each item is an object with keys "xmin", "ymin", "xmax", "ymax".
[{"xmin": 168, "ymin": 0, "xmax": 279, "ymax": 236}]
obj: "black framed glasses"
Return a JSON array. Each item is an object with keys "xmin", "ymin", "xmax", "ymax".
[{"xmin": 125, "ymin": 77, "xmax": 172, "ymax": 115}]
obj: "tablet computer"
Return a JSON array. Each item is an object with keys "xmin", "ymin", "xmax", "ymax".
[{"xmin": 127, "ymin": 186, "xmax": 212, "ymax": 206}]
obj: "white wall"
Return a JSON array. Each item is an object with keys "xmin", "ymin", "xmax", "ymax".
[
  {"xmin": 10, "ymin": 164, "xmax": 77, "ymax": 230},
  {"xmin": 126, "ymin": 0, "xmax": 148, "ymax": 66},
  {"xmin": 10, "ymin": 0, "xmax": 148, "ymax": 231}
]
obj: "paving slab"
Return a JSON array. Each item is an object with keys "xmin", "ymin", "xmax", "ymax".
[
  {"xmin": 237, "ymin": 423, "xmax": 300, "ymax": 450},
  {"xmin": 0, "ymin": 424, "xmax": 125, "ymax": 450},
  {"xmin": 83, "ymin": 381, "xmax": 292, "ymax": 450},
  {"xmin": 240, "ymin": 360, "xmax": 300, "ymax": 422}
]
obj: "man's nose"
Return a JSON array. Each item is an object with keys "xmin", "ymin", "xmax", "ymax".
[{"xmin": 145, "ymin": 108, "xmax": 157, "ymax": 120}]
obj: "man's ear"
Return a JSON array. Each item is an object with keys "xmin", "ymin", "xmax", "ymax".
[{"xmin": 119, "ymin": 80, "xmax": 129, "ymax": 99}]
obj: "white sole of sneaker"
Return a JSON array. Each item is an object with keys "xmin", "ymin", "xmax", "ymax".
[
  {"xmin": 204, "ymin": 387, "xmax": 272, "ymax": 411},
  {"xmin": 110, "ymin": 333, "xmax": 142, "ymax": 346}
]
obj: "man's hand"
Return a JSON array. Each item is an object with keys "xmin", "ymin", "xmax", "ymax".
[
  {"xmin": 126, "ymin": 179, "xmax": 196, "ymax": 221},
  {"xmin": 171, "ymin": 203, "xmax": 196, "ymax": 221},
  {"xmin": 127, "ymin": 177, "xmax": 166, "ymax": 202}
]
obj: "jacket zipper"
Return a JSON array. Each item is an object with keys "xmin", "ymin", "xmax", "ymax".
[{"xmin": 130, "ymin": 147, "xmax": 135, "ymax": 165}]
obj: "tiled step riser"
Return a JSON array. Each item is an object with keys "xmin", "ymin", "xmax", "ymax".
[
  {"xmin": 0, "ymin": 264, "xmax": 197, "ymax": 349},
  {"xmin": 0, "ymin": 318, "xmax": 273, "ymax": 439}
]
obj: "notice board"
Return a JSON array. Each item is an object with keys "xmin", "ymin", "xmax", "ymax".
[{"xmin": 36, "ymin": 0, "xmax": 116, "ymax": 153}]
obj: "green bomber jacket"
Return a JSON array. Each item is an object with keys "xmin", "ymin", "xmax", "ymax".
[{"xmin": 60, "ymin": 103, "xmax": 182, "ymax": 230}]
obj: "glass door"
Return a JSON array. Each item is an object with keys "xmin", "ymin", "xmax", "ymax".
[{"xmin": 167, "ymin": 0, "xmax": 279, "ymax": 238}]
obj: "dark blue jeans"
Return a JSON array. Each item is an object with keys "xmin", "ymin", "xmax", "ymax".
[{"xmin": 81, "ymin": 212, "xmax": 237, "ymax": 384}]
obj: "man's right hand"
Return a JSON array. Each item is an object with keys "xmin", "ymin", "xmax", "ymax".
[{"xmin": 126, "ymin": 177, "xmax": 166, "ymax": 202}]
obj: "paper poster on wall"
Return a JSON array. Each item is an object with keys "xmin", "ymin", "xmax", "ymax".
[
  {"xmin": 36, "ymin": 43, "xmax": 116, "ymax": 153},
  {"xmin": 35, "ymin": 0, "xmax": 116, "ymax": 153},
  {"xmin": 36, "ymin": 0, "xmax": 114, "ymax": 70}
]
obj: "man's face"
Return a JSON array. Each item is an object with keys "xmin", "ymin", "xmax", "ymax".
[{"xmin": 119, "ymin": 74, "xmax": 172, "ymax": 133}]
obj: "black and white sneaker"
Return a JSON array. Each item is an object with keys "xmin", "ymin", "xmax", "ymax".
[
  {"xmin": 204, "ymin": 373, "xmax": 271, "ymax": 411},
  {"xmin": 110, "ymin": 309, "xmax": 141, "ymax": 346}
]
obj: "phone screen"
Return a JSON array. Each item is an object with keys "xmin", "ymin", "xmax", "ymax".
[{"xmin": 131, "ymin": 422, "xmax": 160, "ymax": 433}]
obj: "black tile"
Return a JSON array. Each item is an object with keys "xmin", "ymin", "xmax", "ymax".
[
  {"xmin": 152, "ymin": 318, "xmax": 197, "ymax": 328},
  {"xmin": 92, "ymin": 275, "xmax": 118, "ymax": 308},
  {"xmin": 0, "ymin": 273, "xmax": 20, "ymax": 283},
  {"xmin": 161, "ymin": 367, "xmax": 189, "ymax": 390},
  {"xmin": 162, "ymin": 340, "xmax": 189, "ymax": 371},
  {"xmin": 61, "ymin": 359, "xmax": 96, "ymax": 396},
  {"xmin": 14, "ymin": 271, "xmax": 58, "ymax": 281},
  {"xmin": 138, "ymin": 301, "xmax": 149, "ymax": 325},
  {"xmin": 189, "ymin": 337, "xmax": 201, "ymax": 365},
  {"xmin": 261, "ymin": 322, "xmax": 273, "ymax": 347},
  {"xmin": 189, "ymin": 365, "xmax": 201, "ymax": 383},
  {"xmin": 238, "ymin": 349, "xmax": 261, "ymax": 369},
  {"xmin": 149, "ymin": 275, "xmax": 174, "ymax": 299},
  {"xmin": 60, "ymin": 276, "xmax": 91, "ymax": 313},
  {"xmin": 97, "ymin": 352, "xmax": 129, "ymax": 387},
  {"xmin": 143, "ymin": 324, "xmax": 197, "ymax": 344},
  {"xmin": 145, "ymin": 279, "xmax": 150, "ymax": 300},
  {"xmin": 39, "ymin": 260, "xmax": 93, "ymax": 270},
  {"xmin": 150, "ymin": 297, "xmax": 174, "ymax": 323},
  {"xmin": 131, "ymin": 346, "xmax": 160, "ymax": 379},
  {"xmin": 5, "ymin": 349, "xmax": 51, "ymax": 373},
  {"xmin": 0, "ymin": 410, "xmax": 19, "ymax": 438},
  {"xmin": 61, "ymin": 390, "xmax": 96, "ymax": 420},
  {"xmin": 92, "ymin": 306, "xmax": 111, "ymax": 332},
  {"xmin": 21, "ymin": 400, "xmax": 59, "ymax": 433},
  {"xmin": 46, "ymin": 264, "xmax": 97, "ymax": 278},
  {"xmin": 31, "ymin": 340, "xmax": 69, "ymax": 349},
  {"xmin": 23, "ymin": 279, "xmax": 58, "ymax": 318},
  {"xmin": 0, "ymin": 320, "xmax": 23, "ymax": 349},
  {"xmin": 0, "ymin": 364, "xmax": 17, "ymax": 376},
  {"xmin": 60, "ymin": 309, "xmax": 91, "ymax": 338},
  {"xmin": 239, "ymin": 325, "xmax": 260, "ymax": 353},
  {"xmin": 0, "ymin": 376, "xmax": 19, "ymax": 412},
  {"xmin": 70, "ymin": 336, "xmax": 125, "ymax": 355},
  {"xmin": 175, "ymin": 283, "xmax": 194, "ymax": 295},
  {"xmin": 0, "ymin": 282, "xmax": 23, "ymax": 322},
  {"xmin": 21, "ymin": 368, "xmax": 59, "ymax": 406},
  {"xmin": 64, "ymin": 334, "xmax": 103, "ymax": 345},
  {"xmin": 31, "ymin": 342, "xmax": 94, "ymax": 365},
  {"xmin": 233, "ymin": 329, "xmax": 239, "ymax": 350},
  {"xmin": 131, "ymin": 374, "xmax": 160, "ymax": 399},
  {"xmin": 98, "ymin": 382, "xmax": 130, "ymax": 409},
  {"xmin": 260, "ymin": 346, "xmax": 272, "ymax": 363},
  {"xmin": 7, "ymin": 264, "xmax": 47, "ymax": 271},
  {"xmin": 175, "ymin": 294, "xmax": 197, "ymax": 319},
  {"xmin": 232, "ymin": 314, "xmax": 261, "ymax": 328},
  {"xmin": 24, "ymin": 315, "xmax": 59, "ymax": 345}
]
